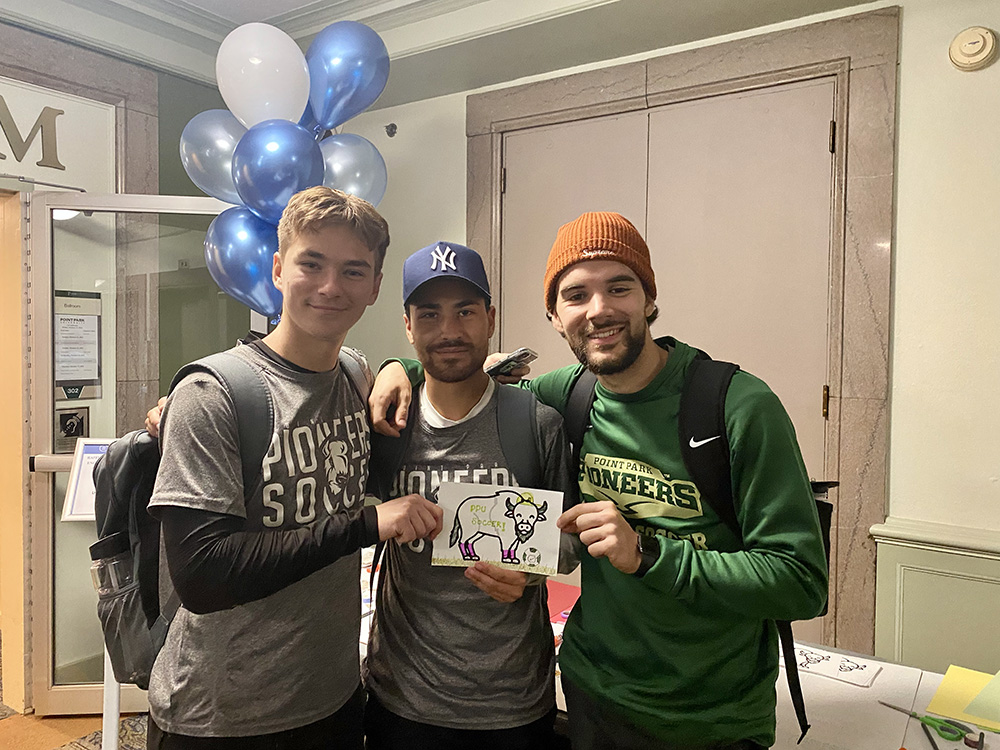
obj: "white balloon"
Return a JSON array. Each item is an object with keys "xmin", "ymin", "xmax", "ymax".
[{"xmin": 216, "ymin": 23, "xmax": 310, "ymax": 128}]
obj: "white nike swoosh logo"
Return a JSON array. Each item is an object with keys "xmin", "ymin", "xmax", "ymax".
[{"xmin": 689, "ymin": 435, "xmax": 721, "ymax": 448}]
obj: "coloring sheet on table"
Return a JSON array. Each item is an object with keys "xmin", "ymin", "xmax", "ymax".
[
  {"xmin": 432, "ymin": 482, "xmax": 563, "ymax": 575},
  {"xmin": 782, "ymin": 645, "xmax": 883, "ymax": 687}
]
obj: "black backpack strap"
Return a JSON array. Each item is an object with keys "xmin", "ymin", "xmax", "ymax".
[
  {"xmin": 678, "ymin": 353, "xmax": 811, "ymax": 742},
  {"xmin": 496, "ymin": 384, "xmax": 541, "ymax": 487},
  {"xmin": 779, "ymin": 619, "xmax": 810, "ymax": 742},
  {"xmin": 564, "ymin": 367, "xmax": 598, "ymax": 473},
  {"xmin": 678, "ymin": 356, "xmax": 740, "ymax": 538}
]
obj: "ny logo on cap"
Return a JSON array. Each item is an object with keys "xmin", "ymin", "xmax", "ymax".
[{"xmin": 430, "ymin": 245, "xmax": 457, "ymax": 272}]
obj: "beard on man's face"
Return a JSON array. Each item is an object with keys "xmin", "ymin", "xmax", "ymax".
[
  {"xmin": 567, "ymin": 321, "xmax": 646, "ymax": 376},
  {"xmin": 421, "ymin": 339, "xmax": 489, "ymax": 383}
]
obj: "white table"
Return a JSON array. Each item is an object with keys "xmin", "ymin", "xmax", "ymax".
[{"xmin": 772, "ymin": 646, "xmax": 990, "ymax": 750}]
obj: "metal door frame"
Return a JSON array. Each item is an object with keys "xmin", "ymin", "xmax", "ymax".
[{"xmin": 26, "ymin": 190, "xmax": 229, "ymax": 715}]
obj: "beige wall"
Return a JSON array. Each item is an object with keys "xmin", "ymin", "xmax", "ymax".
[
  {"xmin": 347, "ymin": 0, "xmax": 1000, "ymax": 536},
  {"xmin": 889, "ymin": 0, "xmax": 1000, "ymax": 529},
  {"xmin": 344, "ymin": 93, "xmax": 468, "ymax": 367}
]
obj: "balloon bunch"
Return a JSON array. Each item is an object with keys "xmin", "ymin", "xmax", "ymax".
[{"xmin": 180, "ymin": 21, "xmax": 390, "ymax": 316}]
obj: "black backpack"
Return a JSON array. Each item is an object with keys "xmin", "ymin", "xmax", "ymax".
[
  {"xmin": 89, "ymin": 348, "xmax": 368, "ymax": 688},
  {"xmin": 564, "ymin": 346, "xmax": 833, "ymax": 743}
]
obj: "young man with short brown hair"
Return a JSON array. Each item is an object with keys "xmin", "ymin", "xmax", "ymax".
[{"xmin": 146, "ymin": 187, "xmax": 442, "ymax": 750}]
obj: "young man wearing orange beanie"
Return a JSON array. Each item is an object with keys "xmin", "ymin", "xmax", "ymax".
[{"xmin": 371, "ymin": 212, "xmax": 828, "ymax": 750}]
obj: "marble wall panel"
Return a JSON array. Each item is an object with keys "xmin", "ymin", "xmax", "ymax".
[
  {"xmin": 846, "ymin": 63, "xmax": 897, "ymax": 180},
  {"xmin": 0, "ymin": 22, "xmax": 157, "ymax": 115},
  {"xmin": 116, "ymin": 379, "xmax": 158, "ymax": 438},
  {"xmin": 646, "ymin": 8, "xmax": 899, "ymax": 96},
  {"xmin": 467, "ymin": 62, "xmax": 646, "ymax": 136},
  {"xmin": 120, "ymin": 109, "xmax": 159, "ymax": 195},
  {"xmin": 842, "ymin": 175, "xmax": 893, "ymax": 400},
  {"xmin": 467, "ymin": 133, "xmax": 494, "ymax": 271},
  {"xmin": 834, "ymin": 396, "xmax": 889, "ymax": 654},
  {"xmin": 118, "ymin": 272, "xmax": 158, "ymax": 385}
]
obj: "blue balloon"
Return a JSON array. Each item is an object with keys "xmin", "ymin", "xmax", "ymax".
[
  {"xmin": 204, "ymin": 207, "xmax": 283, "ymax": 316},
  {"xmin": 297, "ymin": 101, "xmax": 328, "ymax": 141},
  {"xmin": 232, "ymin": 119, "xmax": 325, "ymax": 225},
  {"xmin": 179, "ymin": 109, "xmax": 246, "ymax": 204},
  {"xmin": 306, "ymin": 21, "xmax": 389, "ymax": 130},
  {"xmin": 320, "ymin": 133, "xmax": 387, "ymax": 206}
]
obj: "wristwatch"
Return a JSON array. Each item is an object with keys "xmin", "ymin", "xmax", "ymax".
[{"xmin": 633, "ymin": 533, "xmax": 660, "ymax": 578}]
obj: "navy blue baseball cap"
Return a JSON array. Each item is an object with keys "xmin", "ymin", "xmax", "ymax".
[{"xmin": 402, "ymin": 241, "xmax": 491, "ymax": 305}]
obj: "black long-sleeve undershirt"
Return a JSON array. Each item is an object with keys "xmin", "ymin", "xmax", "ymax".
[{"xmin": 154, "ymin": 503, "xmax": 380, "ymax": 615}]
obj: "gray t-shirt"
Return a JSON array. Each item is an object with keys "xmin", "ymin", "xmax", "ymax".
[
  {"xmin": 363, "ymin": 384, "xmax": 575, "ymax": 730},
  {"xmin": 148, "ymin": 343, "xmax": 372, "ymax": 737}
]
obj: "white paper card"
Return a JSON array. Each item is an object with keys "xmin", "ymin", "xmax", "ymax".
[
  {"xmin": 781, "ymin": 644, "xmax": 883, "ymax": 688},
  {"xmin": 432, "ymin": 482, "xmax": 563, "ymax": 575}
]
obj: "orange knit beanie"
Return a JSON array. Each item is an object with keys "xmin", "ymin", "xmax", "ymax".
[{"xmin": 543, "ymin": 212, "xmax": 656, "ymax": 313}]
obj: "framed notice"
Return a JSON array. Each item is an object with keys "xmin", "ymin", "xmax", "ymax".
[
  {"xmin": 61, "ymin": 438, "xmax": 114, "ymax": 522},
  {"xmin": 54, "ymin": 290, "xmax": 102, "ymax": 400}
]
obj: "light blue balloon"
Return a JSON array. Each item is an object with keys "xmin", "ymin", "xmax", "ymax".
[
  {"xmin": 179, "ymin": 110, "xmax": 246, "ymax": 204},
  {"xmin": 320, "ymin": 133, "xmax": 387, "ymax": 207},
  {"xmin": 306, "ymin": 21, "xmax": 389, "ymax": 130},
  {"xmin": 204, "ymin": 207, "xmax": 283, "ymax": 316},
  {"xmin": 232, "ymin": 119, "xmax": 325, "ymax": 225}
]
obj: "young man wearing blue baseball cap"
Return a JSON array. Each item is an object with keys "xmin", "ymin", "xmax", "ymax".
[{"xmin": 362, "ymin": 241, "xmax": 577, "ymax": 750}]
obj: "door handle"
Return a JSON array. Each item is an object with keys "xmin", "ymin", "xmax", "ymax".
[{"xmin": 29, "ymin": 454, "xmax": 74, "ymax": 473}]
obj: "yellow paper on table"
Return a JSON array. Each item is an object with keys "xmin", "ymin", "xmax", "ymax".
[{"xmin": 927, "ymin": 665, "xmax": 1000, "ymax": 731}]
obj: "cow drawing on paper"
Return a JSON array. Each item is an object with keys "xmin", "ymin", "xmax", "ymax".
[{"xmin": 449, "ymin": 489, "xmax": 548, "ymax": 564}]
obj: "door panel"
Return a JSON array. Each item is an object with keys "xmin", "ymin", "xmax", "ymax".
[
  {"xmin": 646, "ymin": 78, "xmax": 835, "ymax": 480},
  {"xmin": 500, "ymin": 112, "xmax": 648, "ymax": 376}
]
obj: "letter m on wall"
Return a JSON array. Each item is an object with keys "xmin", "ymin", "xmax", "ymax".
[{"xmin": 0, "ymin": 95, "xmax": 66, "ymax": 170}]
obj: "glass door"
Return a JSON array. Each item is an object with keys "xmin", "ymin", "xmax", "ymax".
[{"xmin": 27, "ymin": 191, "xmax": 255, "ymax": 714}]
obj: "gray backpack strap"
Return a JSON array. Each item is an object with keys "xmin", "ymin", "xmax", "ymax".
[
  {"xmin": 496, "ymin": 384, "xmax": 541, "ymax": 487},
  {"xmin": 338, "ymin": 348, "xmax": 371, "ymax": 402},
  {"xmin": 170, "ymin": 350, "xmax": 274, "ymax": 497},
  {"xmin": 164, "ymin": 349, "xmax": 273, "ymax": 626}
]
